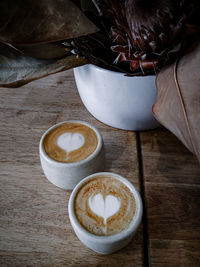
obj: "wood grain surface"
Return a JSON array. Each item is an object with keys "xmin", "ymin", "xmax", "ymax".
[
  {"xmin": 1, "ymin": 69, "xmax": 199, "ymax": 267},
  {"xmin": 0, "ymin": 70, "xmax": 144, "ymax": 266},
  {"xmin": 140, "ymin": 129, "xmax": 200, "ymax": 267}
]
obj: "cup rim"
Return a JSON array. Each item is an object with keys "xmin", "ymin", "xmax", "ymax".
[
  {"xmin": 39, "ymin": 120, "xmax": 103, "ymax": 166},
  {"xmin": 68, "ymin": 172, "xmax": 143, "ymax": 243}
]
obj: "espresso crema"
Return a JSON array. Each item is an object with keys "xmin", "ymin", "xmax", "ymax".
[
  {"xmin": 74, "ymin": 175, "xmax": 136, "ymax": 236},
  {"xmin": 43, "ymin": 123, "xmax": 98, "ymax": 163}
]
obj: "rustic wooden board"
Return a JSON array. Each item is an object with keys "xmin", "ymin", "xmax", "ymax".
[
  {"xmin": 140, "ymin": 128, "xmax": 200, "ymax": 267},
  {"xmin": 0, "ymin": 70, "xmax": 144, "ymax": 266}
]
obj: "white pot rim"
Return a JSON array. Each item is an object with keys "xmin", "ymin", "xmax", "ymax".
[{"xmin": 83, "ymin": 63, "xmax": 156, "ymax": 78}]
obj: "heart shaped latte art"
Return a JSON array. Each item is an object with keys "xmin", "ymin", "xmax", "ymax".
[
  {"xmin": 88, "ymin": 194, "xmax": 121, "ymax": 225},
  {"xmin": 57, "ymin": 132, "xmax": 85, "ymax": 159}
]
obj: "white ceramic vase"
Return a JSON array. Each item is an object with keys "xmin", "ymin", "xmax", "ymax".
[{"xmin": 73, "ymin": 64, "xmax": 159, "ymax": 131}]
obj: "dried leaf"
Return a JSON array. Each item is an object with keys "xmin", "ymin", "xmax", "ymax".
[
  {"xmin": 14, "ymin": 43, "xmax": 70, "ymax": 60},
  {"xmin": 0, "ymin": 43, "xmax": 87, "ymax": 88},
  {"xmin": 153, "ymin": 42, "xmax": 200, "ymax": 161},
  {"xmin": 0, "ymin": 0, "xmax": 98, "ymax": 45}
]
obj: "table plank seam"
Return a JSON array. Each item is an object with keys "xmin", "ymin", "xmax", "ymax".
[{"xmin": 136, "ymin": 132, "xmax": 150, "ymax": 267}]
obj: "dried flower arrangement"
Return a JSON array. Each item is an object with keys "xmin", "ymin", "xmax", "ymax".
[{"xmin": 0, "ymin": 0, "xmax": 200, "ymax": 160}]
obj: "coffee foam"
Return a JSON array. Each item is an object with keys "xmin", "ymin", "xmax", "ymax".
[
  {"xmin": 74, "ymin": 176, "xmax": 136, "ymax": 236},
  {"xmin": 43, "ymin": 123, "xmax": 98, "ymax": 163},
  {"xmin": 57, "ymin": 132, "xmax": 85, "ymax": 160},
  {"xmin": 88, "ymin": 193, "xmax": 121, "ymax": 234}
]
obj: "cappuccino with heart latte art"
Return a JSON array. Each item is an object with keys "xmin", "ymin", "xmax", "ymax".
[
  {"xmin": 40, "ymin": 121, "xmax": 105, "ymax": 190},
  {"xmin": 74, "ymin": 175, "xmax": 136, "ymax": 236},
  {"xmin": 43, "ymin": 122, "xmax": 98, "ymax": 163}
]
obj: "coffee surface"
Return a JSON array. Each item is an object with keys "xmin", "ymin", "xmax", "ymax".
[
  {"xmin": 43, "ymin": 123, "xmax": 98, "ymax": 163},
  {"xmin": 74, "ymin": 175, "xmax": 136, "ymax": 236}
]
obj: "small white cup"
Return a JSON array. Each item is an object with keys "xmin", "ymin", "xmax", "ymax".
[
  {"xmin": 39, "ymin": 121, "xmax": 105, "ymax": 190},
  {"xmin": 68, "ymin": 172, "xmax": 143, "ymax": 254}
]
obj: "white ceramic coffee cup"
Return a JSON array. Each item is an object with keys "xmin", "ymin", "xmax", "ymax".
[
  {"xmin": 39, "ymin": 121, "xmax": 105, "ymax": 190},
  {"xmin": 68, "ymin": 172, "xmax": 143, "ymax": 254}
]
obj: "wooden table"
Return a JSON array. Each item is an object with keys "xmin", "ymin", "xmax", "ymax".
[{"xmin": 0, "ymin": 70, "xmax": 200, "ymax": 266}]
